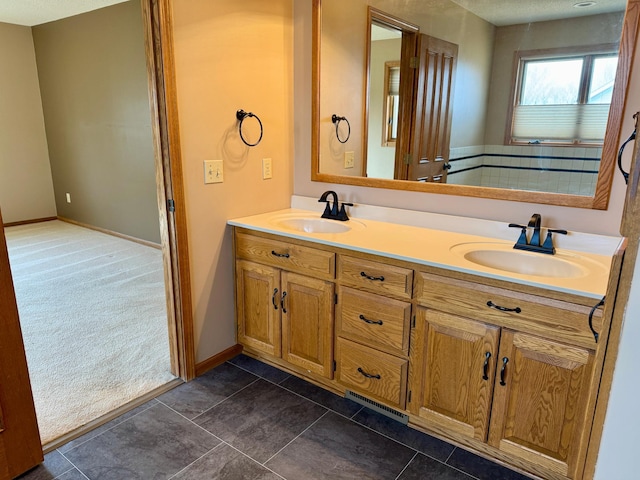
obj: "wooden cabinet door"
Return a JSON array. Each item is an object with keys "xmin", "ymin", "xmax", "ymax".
[
  {"xmin": 281, "ymin": 271, "xmax": 334, "ymax": 378},
  {"xmin": 0, "ymin": 217, "xmax": 43, "ymax": 479},
  {"xmin": 408, "ymin": 307, "xmax": 499, "ymax": 441},
  {"xmin": 235, "ymin": 260, "xmax": 281, "ymax": 357},
  {"xmin": 488, "ymin": 330, "xmax": 594, "ymax": 479}
]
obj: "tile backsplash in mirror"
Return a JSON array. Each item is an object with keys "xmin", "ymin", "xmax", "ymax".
[{"xmin": 448, "ymin": 145, "xmax": 601, "ymax": 195}]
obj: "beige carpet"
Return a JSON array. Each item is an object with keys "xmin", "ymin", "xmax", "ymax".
[{"xmin": 5, "ymin": 220, "xmax": 176, "ymax": 444}]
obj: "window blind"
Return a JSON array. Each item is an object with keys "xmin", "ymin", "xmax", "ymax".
[
  {"xmin": 388, "ymin": 66, "xmax": 400, "ymax": 96},
  {"xmin": 512, "ymin": 104, "xmax": 610, "ymax": 142}
]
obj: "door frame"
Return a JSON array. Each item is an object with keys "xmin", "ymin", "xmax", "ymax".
[
  {"xmin": 141, "ymin": 0, "xmax": 195, "ymax": 381},
  {"xmin": 0, "ymin": 213, "xmax": 44, "ymax": 480}
]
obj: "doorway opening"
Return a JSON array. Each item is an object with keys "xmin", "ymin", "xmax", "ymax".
[{"xmin": 0, "ymin": 0, "xmax": 192, "ymax": 450}]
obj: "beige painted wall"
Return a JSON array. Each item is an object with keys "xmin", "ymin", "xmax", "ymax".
[
  {"xmin": 318, "ymin": 0, "xmax": 494, "ymax": 176},
  {"xmin": 485, "ymin": 12, "xmax": 625, "ymax": 145},
  {"xmin": 0, "ymin": 23, "xmax": 56, "ymax": 224},
  {"xmin": 319, "ymin": 0, "xmax": 367, "ymax": 176},
  {"xmin": 171, "ymin": 0, "xmax": 294, "ymax": 362},
  {"xmin": 32, "ymin": 1, "xmax": 160, "ymax": 243},
  {"xmin": 296, "ymin": 0, "xmax": 632, "ymax": 236}
]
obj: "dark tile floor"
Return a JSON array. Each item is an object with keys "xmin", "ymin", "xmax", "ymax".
[{"xmin": 20, "ymin": 355, "xmax": 534, "ymax": 480}]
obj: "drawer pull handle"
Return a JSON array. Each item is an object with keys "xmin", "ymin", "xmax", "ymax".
[
  {"xmin": 281, "ymin": 291, "xmax": 287, "ymax": 313},
  {"xmin": 271, "ymin": 250, "xmax": 290, "ymax": 258},
  {"xmin": 487, "ymin": 301, "xmax": 521, "ymax": 314},
  {"xmin": 359, "ymin": 314, "xmax": 383, "ymax": 326},
  {"xmin": 272, "ymin": 288, "xmax": 279, "ymax": 310},
  {"xmin": 482, "ymin": 351, "xmax": 491, "ymax": 380},
  {"xmin": 360, "ymin": 271, "xmax": 385, "ymax": 282},
  {"xmin": 499, "ymin": 357, "xmax": 509, "ymax": 386},
  {"xmin": 357, "ymin": 367, "xmax": 381, "ymax": 380},
  {"xmin": 588, "ymin": 296, "xmax": 605, "ymax": 343}
]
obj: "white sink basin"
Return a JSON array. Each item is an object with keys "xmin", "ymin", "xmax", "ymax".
[
  {"xmin": 450, "ymin": 242, "xmax": 596, "ymax": 278},
  {"xmin": 271, "ymin": 215, "xmax": 365, "ymax": 234}
]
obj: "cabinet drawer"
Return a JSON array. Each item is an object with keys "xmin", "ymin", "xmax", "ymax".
[
  {"xmin": 338, "ymin": 255, "xmax": 413, "ymax": 299},
  {"xmin": 337, "ymin": 287, "xmax": 411, "ymax": 356},
  {"xmin": 416, "ymin": 272, "xmax": 601, "ymax": 349},
  {"xmin": 236, "ymin": 232, "xmax": 335, "ymax": 280},
  {"xmin": 336, "ymin": 337, "xmax": 408, "ymax": 409}
]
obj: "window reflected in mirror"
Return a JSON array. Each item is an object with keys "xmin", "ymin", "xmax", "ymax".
[
  {"xmin": 510, "ymin": 46, "xmax": 619, "ymax": 145},
  {"xmin": 382, "ymin": 61, "xmax": 399, "ymax": 146}
]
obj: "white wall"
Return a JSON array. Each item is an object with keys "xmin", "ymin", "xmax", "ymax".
[
  {"xmin": 0, "ymin": 23, "xmax": 56, "ymax": 223},
  {"xmin": 595, "ymin": 254, "xmax": 640, "ymax": 479}
]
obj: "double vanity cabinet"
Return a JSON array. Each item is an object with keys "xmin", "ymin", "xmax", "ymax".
[{"xmin": 231, "ymin": 209, "xmax": 623, "ymax": 480}]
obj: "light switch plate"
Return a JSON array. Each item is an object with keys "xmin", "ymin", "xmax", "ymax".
[
  {"xmin": 262, "ymin": 158, "xmax": 273, "ymax": 179},
  {"xmin": 204, "ymin": 160, "xmax": 223, "ymax": 184},
  {"xmin": 344, "ymin": 151, "xmax": 355, "ymax": 169}
]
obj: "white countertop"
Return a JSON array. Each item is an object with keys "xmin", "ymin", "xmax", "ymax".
[{"xmin": 229, "ymin": 204, "xmax": 621, "ymax": 299}]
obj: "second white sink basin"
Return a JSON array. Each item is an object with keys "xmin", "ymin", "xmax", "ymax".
[
  {"xmin": 450, "ymin": 242, "xmax": 598, "ymax": 278},
  {"xmin": 270, "ymin": 215, "xmax": 365, "ymax": 234}
]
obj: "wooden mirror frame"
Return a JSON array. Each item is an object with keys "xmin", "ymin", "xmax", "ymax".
[{"xmin": 311, "ymin": 0, "xmax": 640, "ymax": 209}]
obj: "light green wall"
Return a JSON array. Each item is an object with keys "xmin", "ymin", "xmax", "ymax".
[{"xmin": 32, "ymin": 0, "xmax": 160, "ymax": 243}]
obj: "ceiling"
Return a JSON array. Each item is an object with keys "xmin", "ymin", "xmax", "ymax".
[
  {"xmin": 0, "ymin": 0, "xmax": 128, "ymax": 27},
  {"xmin": 449, "ymin": 0, "xmax": 627, "ymax": 26},
  {"xmin": 0, "ymin": 0, "xmax": 628, "ymax": 28}
]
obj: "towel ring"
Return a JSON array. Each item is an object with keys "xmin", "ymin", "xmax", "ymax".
[
  {"xmin": 617, "ymin": 112, "xmax": 638, "ymax": 185},
  {"xmin": 332, "ymin": 114, "xmax": 350, "ymax": 144},
  {"xmin": 236, "ymin": 109, "xmax": 263, "ymax": 147}
]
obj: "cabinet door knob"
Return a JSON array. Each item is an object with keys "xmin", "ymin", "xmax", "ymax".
[
  {"xmin": 272, "ymin": 288, "xmax": 279, "ymax": 310},
  {"xmin": 482, "ymin": 351, "xmax": 492, "ymax": 380},
  {"xmin": 499, "ymin": 357, "xmax": 509, "ymax": 386},
  {"xmin": 357, "ymin": 367, "xmax": 381, "ymax": 380},
  {"xmin": 271, "ymin": 250, "xmax": 290, "ymax": 258},
  {"xmin": 280, "ymin": 291, "xmax": 287, "ymax": 313}
]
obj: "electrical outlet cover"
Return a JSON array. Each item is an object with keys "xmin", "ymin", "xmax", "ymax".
[{"xmin": 262, "ymin": 158, "xmax": 273, "ymax": 179}]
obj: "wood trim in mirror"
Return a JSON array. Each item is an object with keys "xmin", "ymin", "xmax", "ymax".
[
  {"xmin": 312, "ymin": 0, "xmax": 321, "ymax": 185},
  {"xmin": 594, "ymin": 0, "xmax": 640, "ymax": 209},
  {"xmin": 366, "ymin": 8, "xmax": 419, "ymax": 182},
  {"xmin": 312, "ymin": 0, "xmax": 640, "ymax": 209}
]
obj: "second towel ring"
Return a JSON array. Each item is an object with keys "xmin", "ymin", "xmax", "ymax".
[
  {"xmin": 236, "ymin": 109, "xmax": 263, "ymax": 147},
  {"xmin": 332, "ymin": 114, "xmax": 351, "ymax": 143}
]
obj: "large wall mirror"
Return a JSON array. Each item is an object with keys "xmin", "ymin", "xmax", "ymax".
[{"xmin": 311, "ymin": 0, "xmax": 639, "ymax": 208}]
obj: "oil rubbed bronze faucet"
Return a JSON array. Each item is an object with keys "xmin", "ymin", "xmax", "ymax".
[
  {"xmin": 508, "ymin": 213, "xmax": 567, "ymax": 254},
  {"xmin": 318, "ymin": 190, "xmax": 353, "ymax": 221}
]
